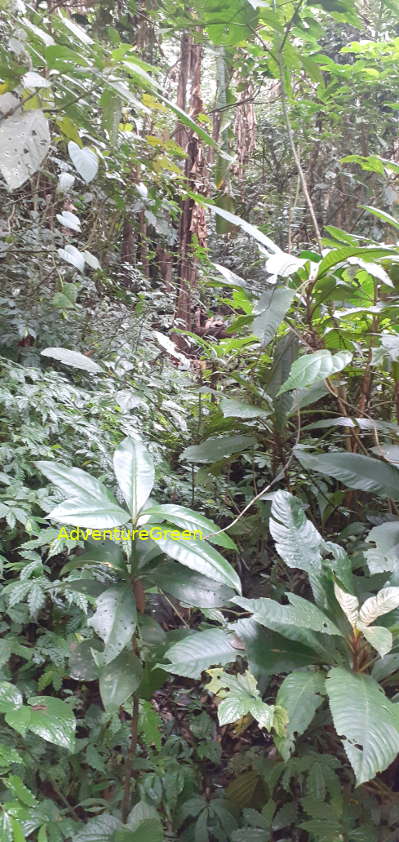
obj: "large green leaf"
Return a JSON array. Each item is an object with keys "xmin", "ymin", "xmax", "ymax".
[
  {"xmin": 220, "ymin": 397, "xmax": 269, "ymax": 421},
  {"xmin": 326, "ymin": 667, "xmax": 399, "ymax": 785},
  {"xmin": 88, "ymin": 585, "xmax": 137, "ymax": 664},
  {"xmin": 35, "ymin": 460, "xmax": 130, "ymax": 528},
  {"xmin": 277, "ymin": 350, "xmax": 352, "ymax": 394},
  {"xmin": 252, "ymin": 287, "xmax": 295, "ymax": 347},
  {"xmin": 154, "ymin": 534, "xmax": 241, "ymax": 592},
  {"xmin": 180, "ymin": 434, "xmax": 256, "ymax": 463},
  {"xmin": 294, "ymin": 449, "xmax": 399, "ymax": 500},
  {"xmin": 234, "ymin": 618, "xmax": 319, "ymax": 676},
  {"xmin": 316, "ymin": 246, "xmax": 398, "ymax": 279},
  {"xmin": 113, "ymin": 437, "xmax": 154, "ymax": 521},
  {"xmin": 196, "ymin": 0, "xmax": 258, "ymax": 45},
  {"xmin": 270, "ymin": 491, "xmax": 324, "ymax": 574},
  {"xmin": 142, "ymin": 503, "xmax": 237, "ymax": 549},
  {"xmin": 161, "ymin": 629, "xmax": 239, "ymax": 678},
  {"xmin": 234, "ymin": 595, "xmax": 341, "ymax": 636},
  {"xmin": 365, "ymin": 522, "xmax": 399, "ymax": 574},
  {"xmin": 150, "ymin": 561, "xmax": 235, "ymax": 607},
  {"xmin": 99, "ymin": 650, "xmax": 143, "ymax": 712},
  {"xmin": 275, "ymin": 670, "xmax": 326, "ymax": 760},
  {"xmin": 26, "ymin": 696, "xmax": 76, "ymax": 751}
]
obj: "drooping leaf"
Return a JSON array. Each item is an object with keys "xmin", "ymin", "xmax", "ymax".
[
  {"xmin": 326, "ymin": 667, "xmax": 399, "ymax": 785},
  {"xmin": 234, "ymin": 595, "xmax": 342, "ymax": 636},
  {"xmin": 154, "ymin": 534, "xmax": 241, "ymax": 592},
  {"xmin": 365, "ymin": 522, "xmax": 399, "ymax": 574},
  {"xmin": 161, "ymin": 629, "xmax": 239, "ymax": 678},
  {"xmin": 212, "ymin": 263, "xmax": 248, "ymax": 288},
  {"xmin": 68, "ymin": 141, "xmax": 98, "ymax": 183},
  {"xmin": 361, "ymin": 205, "xmax": 399, "ymax": 232},
  {"xmin": 142, "ymin": 503, "xmax": 237, "ymax": 549},
  {"xmin": 56, "ymin": 210, "xmax": 81, "ymax": 231},
  {"xmin": 88, "ymin": 585, "xmax": 137, "ymax": 664},
  {"xmin": 151, "ymin": 561, "xmax": 235, "ymax": 607},
  {"xmin": 295, "ymin": 449, "xmax": 399, "ymax": 500},
  {"xmin": 252, "ymin": 287, "xmax": 295, "ymax": 347},
  {"xmin": 40, "ymin": 347, "xmax": 102, "ymax": 373},
  {"xmin": 275, "ymin": 670, "xmax": 326, "ymax": 760},
  {"xmin": 113, "ymin": 436, "xmax": 154, "ymax": 521},
  {"xmin": 181, "ymin": 434, "xmax": 256, "ymax": 463},
  {"xmin": 316, "ymin": 246, "xmax": 398, "ymax": 278},
  {"xmin": 100, "ymin": 650, "xmax": 143, "ymax": 711},
  {"xmin": 278, "ymin": 350, "xmax": 352, "ymax": 395}
]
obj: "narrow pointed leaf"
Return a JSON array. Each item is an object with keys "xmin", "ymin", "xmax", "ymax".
[
  {"xmin": 113, "ymin": 437, "xmax": 154, "ymax": 520},
  {"xmin": 35, "ymin": 460, "xmax": 130, "ymax": 528},
  {"xmin": 294, "ymin": 449, "xmax": 399, "ymax": 500}
]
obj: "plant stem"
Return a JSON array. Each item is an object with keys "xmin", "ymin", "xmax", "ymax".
[{"xmin": 121, "ymin": 692, "xmax": 140, "ymax": 823}]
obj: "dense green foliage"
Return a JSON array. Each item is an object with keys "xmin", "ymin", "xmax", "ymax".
[{"xmin": 2, "ymin": 0, "xmax": 399, "ymax": 839}]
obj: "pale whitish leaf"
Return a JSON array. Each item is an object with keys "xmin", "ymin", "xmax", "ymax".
[
  {"xmin": 358, "ymin": 587, "xmax": 399, "ymax": 626},
  {"xmin": 275, "ymin": 670, "xmax": 326, "ymax": 760},
  {"xmin": 27, "ymin": 696, "xmax": 76, "ymax": 751},
  {"xmin": 82, "ymin": 250, "xmax": 101, "ymax": 270},
  {"xmin": 295, "ymin": 448, "xmax": 399, "ymax": 500},
  {"xmin": 372, "ymin": 444, "xmax": 399, "ymax": 466},
  {"xmin": 153, "ymin": 330, "xmax": 186, "ymax": 362},
  {"xmin": 365, "ymin": 522, "xmax": 399, "ymax": 574},
  {"xmin": 22, "ymin": 71, "xmax": 51, "ymax": 88},
  {"xmin": 0, "ymin": 682, "xmax": 23, "ymax": 713},
  {"xmin": 252, "ymin": 287, "xmax": 295, "ymax": 347},
  {"xmin": 40, "ymin": 347, "xmax": 101, "ymax": 373},
  {"xmin": 113, "ymin": 436, "xmax": 154, "ymax": 520},
  {"xmin": 57, "ymin": 11, "xmax": 94, "ymax": 44},
  {"xmin": 0, "ymin": 109, "xmax": 50, "ymax": 191},
  {"xmin": 100, "ymin": 650, "xmax": 142, "ymax": 711},
  {"xmin": 265, "ymin": 252, "xmax": 309, "ymax": 277},
  {"xmin": 203, "ymin": 200, "xmax": 281, "ymax": 252},
  {"xmin": 56, "ymin": 172, "xmax": 75, "ymax": 193},
  {"xmin": 278, "ymin": 350, "xmax": 352, "ymax": 395},
  {"xmin": 326, "ymin": 667, "xmax": 399, "ymax": 785},
  {"xmin": 68, "ymin": 141, "xmax": 98, "ymax": 183},
  {"xmin": 347, "ymin": 256, "xmax": 394, "ymax": 287},
  {"xmin": 316, "ymin": 245, "xmax": 398, "ymax": 279},
  {"xmin": 58, "ymin": 245, "xmax": 85, "ymax": 272},
  {"xmin": 212, "ymin": 263, "xmax": 247, "ymax": 288},
  {"xmin": 88, "ymin": 584, "xmax": 137, "ymax": 665},
  {"xmin": 56, "ymin": 210, "xmax": 81, "ymax": 231},
  {"xmin": 161, "ymin": 629, "xmax": 238, "ymax": 678},
  {"xmin": 333, "ymin": 583, "xmax": 359, "ymax": 628},
  {"xmin": 359, "ymin": 625, "xmax": 393, "ymax": 658}
]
